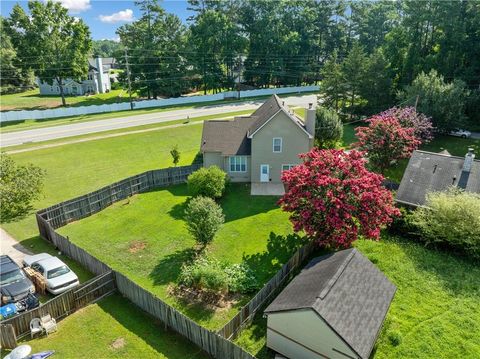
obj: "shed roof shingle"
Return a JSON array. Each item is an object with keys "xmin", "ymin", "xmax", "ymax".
[
  {"xmin": 396, "ymin": 150, "xmax": 480, "ymax": 206},
  {"xmin": 265, "ymin": 248, "xmax": 396, "ymax": 359}
]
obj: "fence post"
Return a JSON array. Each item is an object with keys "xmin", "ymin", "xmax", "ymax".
[{"xmin": 0, "ymin": 324, "xmax": 17, "ymax": 349}]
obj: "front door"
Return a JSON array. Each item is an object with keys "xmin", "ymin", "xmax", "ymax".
[{"xmin": 260, "ymin": 164, "xmax": 269, "ymax": 182}]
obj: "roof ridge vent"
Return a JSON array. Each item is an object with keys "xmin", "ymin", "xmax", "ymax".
[{"xmin": 318, "ymin": 249, "xmax": 356, "ymax": 300}]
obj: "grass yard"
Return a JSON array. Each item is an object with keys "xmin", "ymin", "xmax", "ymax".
[
  {"xmin": 0, "ymin": 89, "xmax": 136, "ymax": 111},
  {"xmin": 0, "ymin": 294, "xmax": 208, "ymax": 359},
  {"xmin": 235, "ymin": 235, "xmax": 480, "ymax": 359},
  {"xmin": 56, "ymin": 183, "xmax": 300, "ymax": 329}
]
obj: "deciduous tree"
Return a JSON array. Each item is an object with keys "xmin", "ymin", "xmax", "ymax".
[
  {"xmin": 184, "ymin": 196, "xmax": 224, "ymax": 249},
  {"xmin": 355, "ymin": 115, "xmax": 421, "ymax": 173},
  {"xmin": 279, "ymin": 149, "xmax": 400, "ymax": 248}
]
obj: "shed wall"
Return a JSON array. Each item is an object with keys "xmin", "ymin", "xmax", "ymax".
[{"xmin": 267, "ymin": 309, "xmax": 359, "ymax": 359}]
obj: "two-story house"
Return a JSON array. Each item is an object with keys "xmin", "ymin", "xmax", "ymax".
[
  {"xmin": 37, "ymin": 57, "xmax": 111, "ymax": 96},
  {"xmin": 201, "ymin": 95, "xmax": 315, "ymax": 195}
]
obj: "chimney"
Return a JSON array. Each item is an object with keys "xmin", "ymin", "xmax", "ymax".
[
  {"xmin": 305, "ymin": 103, "xmax": 315, "ymax": 137},
  {"xmin": 462, "ymin": 148, "xmax": 475, "ymax": 172},
  {"xmin": 457, "ymin": 148, "xmax": 475, "ymax": 189},
  {"xmin": 95, "ymin": 57, "xmax": 106, "ymax": 93}
]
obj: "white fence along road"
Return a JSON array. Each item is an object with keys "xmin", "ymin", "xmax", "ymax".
[{"xmin": 1, "ymin": 94, "xmax": 317, "ymax": 147}]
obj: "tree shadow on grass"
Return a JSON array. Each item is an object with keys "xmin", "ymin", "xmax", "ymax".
[
  {"xmin": 242, "ymin": 232, "xmax": 310, "ymax": 283},
  {"xmin": 167, "ymin": 183, "xmax": 280, "ymax": 223},
  {"xmin": 97, "ymin": 294, "xmax": 209, "ymax": 358},
  {"xmin": 383, "ymin": 235, "xmax": 480, "ymax": 297}
]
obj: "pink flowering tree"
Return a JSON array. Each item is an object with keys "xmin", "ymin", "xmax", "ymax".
[
  {"xmin": 354, "ymin": 115, "xmax": 421, "ymax": 173},
  {"xmin": 379, "ymin": 106, "xmax": 434, "ymax": 142},
  {"xmin": 279, "ymin": 149, "xmax": 400, "ymax": 249}
]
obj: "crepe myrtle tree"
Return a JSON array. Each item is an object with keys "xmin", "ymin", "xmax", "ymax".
[
  {"xmin": 279, "ymin": 149, "xmax": 400, "ymax": 248},
  {"xmin": 379, "ymin": 106, "xmax": 434, "ymax": 143},
  {"xmin": 354, "ymin": 115, "xmax": 421, "ymax": 174}
]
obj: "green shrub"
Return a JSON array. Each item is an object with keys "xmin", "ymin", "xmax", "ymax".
[
  {"xmin": 389, "ymin": 207, "xmax": 420, "ymax": 239},
  {"xmin": 187, "ymin": 166, "xmax": 227, "ymax": 199},
  {"xmin": 411, "ymin": 188, "xmax": 480, "ymax": 258},
  {"xmin": 314, "ymin": 106, "xmax": 343, "ymax": 149},
  {"xmin": 184, "ymin": 196, "xmax": 224, "ymax": 247},
  {"xmin": 388, "ymin": 330, "xmax": 403, "ymax": 347},
  {"xmin": 178, "ymin": 256, "xmax": 258, "ymax": 294}
]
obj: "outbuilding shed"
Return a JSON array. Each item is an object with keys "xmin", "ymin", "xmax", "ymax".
[{"xmin": 264, "ymin": 248, "xmax": 396, "ymax": 359}]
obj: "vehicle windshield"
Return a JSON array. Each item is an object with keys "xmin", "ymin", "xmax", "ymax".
[
  {"xmin": 0, "ymin": 269, "xmax": 25, "ymax": 285},
  {"xmin": 47, "ymin": 266, "xmax": 71, "ymax": 279}
]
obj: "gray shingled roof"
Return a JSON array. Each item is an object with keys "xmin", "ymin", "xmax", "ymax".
[
  {"xmin": 396, "ymin": 150, "xmax": 480, "ymax": 206},
  {"xmin": 247, "ymin": 94, "xmax": 283, "ymax": 135},
  {"xmin": 201, "ymin": 117, "xmax": 256, "ymax": 155},
  {"xmin": 265, "ymin": 248, "xmax": 396, "ymax": 359}
]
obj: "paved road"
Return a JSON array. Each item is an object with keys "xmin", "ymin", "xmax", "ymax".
[
  {"xmin": 0, "ymin": 228, "xmax": 32, "ymax": 265},
  {"xmin": 0, "ymin": 95, "xmax": 316, "ymax": 147}
]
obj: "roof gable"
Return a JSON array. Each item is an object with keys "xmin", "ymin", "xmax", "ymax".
[
  {"xmin": 247, "ymin": 95, "xmax": 313, "ymax": 139},
  {"xmin": 265, "ymin": 249, "xmax": 396, "ymax": 359}
]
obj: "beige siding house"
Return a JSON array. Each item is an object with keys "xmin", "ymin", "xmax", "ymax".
[
  {"xmin": 200, "ymin": 95, "xmax": 315, "ymax": 194},
  {"xmin": 264, "ymin": 249, "xmax": 396, "ymax": 359}
]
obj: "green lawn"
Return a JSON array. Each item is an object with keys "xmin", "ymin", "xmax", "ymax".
[
  {"xmin": 0, "ymin": 89, "xmax": 136, "ymax": 111},
  {"xmin": 56, "ymin": 184, "xmax": 299, "ymax": 330},
  {"xmin": 0, "ymin": 294, "xmax": 208, "ymax": 359},
  {"xmin": 235, "ymin": 235, "xmax": 480, "ymax": 359}
]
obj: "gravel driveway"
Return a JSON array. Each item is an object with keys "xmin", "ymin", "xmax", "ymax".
[{"xmin": 0, "ymin": 228, "xmax": 32, "ymax": 265}]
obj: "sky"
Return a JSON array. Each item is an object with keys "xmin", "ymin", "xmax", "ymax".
[{"xmin": 0, "ymin": 0, "xmax": 192, "ymax": 40}]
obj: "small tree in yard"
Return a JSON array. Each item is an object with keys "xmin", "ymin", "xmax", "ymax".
[
  {"xmin": 315, "ymin": 107, "xmax": 343, "ymax": 149},
  {"xmin": 411, "ymin": 188, "xmax": 480, "ymax": 259},
  {"xmin": 0, "ymin": 154, "xmax": 45, "ymax": 222},
  {"xmin": 185, "ymin": 196, "xmax": 225, "ymax": 249},
  {"xmin": 170, "ymin": 145, "xmax": 180, "ymax": 166},
  {"xmin": 187, "ymin": 166, "xmax": 227, "ymax": 199},
  {"xmin": 355, "ymin": 116, "xmax": 421, "ymax": 173},
  {"xmin": 279, "ymin": 149, "xmax": 400, "ymax": 248}
]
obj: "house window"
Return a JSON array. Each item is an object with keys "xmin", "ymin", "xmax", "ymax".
[
  {"xmin": 229, "ymin": 156, "xmax": 247, "ymax": 172},
  {"xmin": 273, "ymin": 138, "xmax": 282, "ymax": 153},
  {"xmin": 282, "ymin": 164, "xmax": 296, "ymax": 171}
]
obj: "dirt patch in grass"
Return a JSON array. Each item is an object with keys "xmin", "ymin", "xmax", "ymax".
[
  {"xmin": 128, "ymin": 240, "xmax": 146, "ymax": 253},
  {"xmin": 110, "ymin": 337, "xmax": 126, "ymax": 350},
  {"xmin": 169, "ymin": 285, "xmax": 241, "ymax": 312}
]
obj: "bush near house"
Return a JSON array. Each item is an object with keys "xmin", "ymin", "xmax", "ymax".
[
  {"xmin": 187, "ymin": 166, "xmax": 227, "ymax": 199},
  {"xmin": 411, "ymin": 188, "xmax": 480, "ymax": 259}
]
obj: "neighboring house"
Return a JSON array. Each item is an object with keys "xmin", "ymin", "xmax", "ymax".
[
  {"xmin": 396, "ymin": 148, "xmax": 479, "ymax": 207},
  {"xmin": 264, "ymin": 248, "xmax": 396, "ymax": 359},
  {"xmin": 37, "ymin": 57, "xmax": 111, "ymax": 96},
  {"xmin": 201, "ymin": 95, "xmax": 315, "ymax": 195}
]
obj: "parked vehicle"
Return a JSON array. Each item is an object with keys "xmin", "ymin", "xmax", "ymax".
[
  {"xmin": 23, "ymin": 253, "xmax": 79, "ymax": 295},
  {"xmin": 449, "ymin": 129, "xmax": 471, "ymax": 138},
  {"xmin": 0, "ymin": 255, "xmax": 36, "ymax": 305}
]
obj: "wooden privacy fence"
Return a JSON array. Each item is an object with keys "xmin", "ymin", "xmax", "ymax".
[
  {"xmin": 217, "ymin": 242, "xmax": 315, "ymax": 340},
  {"xmin": 37, "ymin": 165, "xmax": 201, "ymax": 230},
  {"xmin": 0, "ymin": 271, "xmax": 115, "ymax": 349},
  {"xmin": 115, "ymin": 272, "xmax": 255, "ymax": 359}
]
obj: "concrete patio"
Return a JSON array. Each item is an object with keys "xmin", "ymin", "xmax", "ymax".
[{"xmin": 251, "ymin": 183, "xmax": 285, "ymax": 196}]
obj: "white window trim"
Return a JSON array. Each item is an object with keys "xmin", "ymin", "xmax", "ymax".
[
  {"xmin": 273, "ymin": 137, "xmax": 283, "ymax": 153},
  {"xmin": 229, "ymin": 156, "xmax": 247, "ymax": 173},
  {"xmin": 281, "ymin": 164, "xmax": 296, "ymax": 171}
]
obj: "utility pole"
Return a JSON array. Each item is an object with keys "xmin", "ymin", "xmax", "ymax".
[{"xmin": 124, "ymin": 47, "xmax": 133, "ymax": 110}]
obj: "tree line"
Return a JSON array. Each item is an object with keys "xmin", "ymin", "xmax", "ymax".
[{"xmin": 2, "ymin": 0, "xmax": 479, "ymax": 128}]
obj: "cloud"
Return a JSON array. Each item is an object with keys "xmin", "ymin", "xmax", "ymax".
[
  {"xmin": 99, "ymin": 9, "xmax": 134, "ymax": 24},
  {"xmin": 49, "ymin": 0, "xmax": 91, "ymax": 13}
]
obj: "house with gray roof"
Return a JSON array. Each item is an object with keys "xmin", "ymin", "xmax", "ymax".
[
  {"xmin": 264, "ymin": 248, "xmax": 396, "ymax": 359},
  {"xmin": 396, "ymin": 149, "xmax": 479, "ymax": 207},
  {"xmin": 201, "ymin": 95, "xmax": 315, "ymax": 195}
]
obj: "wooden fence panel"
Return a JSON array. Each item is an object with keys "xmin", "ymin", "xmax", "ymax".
[
  {"xmin": 217, "ymin": 242, "xmax": 315, "ymax": 340},
  {"xmin": 0, "ymin": 272, "xmax": 115, "ymax": 342},
  {"xmin": 0, "ymin": 324, "xmax": 17, "ymax": 349}
]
